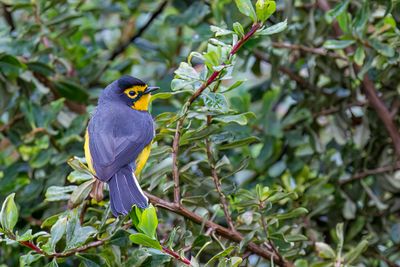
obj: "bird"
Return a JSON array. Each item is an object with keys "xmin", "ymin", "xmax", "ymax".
[{"xmin": 84, "ymin": 75, "xmax": 159, "ymax": 216}]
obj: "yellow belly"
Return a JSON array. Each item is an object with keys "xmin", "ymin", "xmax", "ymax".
[{"xmin": 135, "ymin": 143, "xmax": 151, "ymax": 176}]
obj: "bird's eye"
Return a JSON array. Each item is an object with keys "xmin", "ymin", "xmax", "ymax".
[{"xmin": 128, "ymin": 91, "xmax": 136, "ymax": 97}]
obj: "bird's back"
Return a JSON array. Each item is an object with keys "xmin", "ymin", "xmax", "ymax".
[{"xmin": 87, "ymin": 102, "xmax": 155, "ymax": 181}]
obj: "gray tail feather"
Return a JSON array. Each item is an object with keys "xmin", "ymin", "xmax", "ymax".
[{"xmin": 108, "ymin": 165, "xmax": 148, "ymax": 216}]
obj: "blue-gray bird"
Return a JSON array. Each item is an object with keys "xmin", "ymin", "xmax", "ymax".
[{"xmin": 84, "ymin": 75, "xmax": 158, "ymax": 216}]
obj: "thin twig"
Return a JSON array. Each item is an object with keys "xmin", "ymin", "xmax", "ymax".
[
  {"xmin": 2, "ymin": 4, "xmax": 15, "ymax": 32},
  {"xmin": 339, "ymin": 161, "xmax": 400, "ymax": 185},
  {"xmin": 271, "ymin": 42, "xmax": 348, "ymax": 61},
  {"xmin": 205, "ymin": 122, "xmax": 236, "ymax": 231},
  {"xmin": 108, "ymin": 0, "xmax": 168, "ymax": 61}
]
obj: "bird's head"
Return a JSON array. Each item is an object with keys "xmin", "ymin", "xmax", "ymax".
[{"xmin": 113, "ymin": 75, "xmax": 159, "ymax": 111}]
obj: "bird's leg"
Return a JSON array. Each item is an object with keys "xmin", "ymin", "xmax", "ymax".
[{"xmin": 90, "ymin": 179, "xmax": 104, "ymax": 202}]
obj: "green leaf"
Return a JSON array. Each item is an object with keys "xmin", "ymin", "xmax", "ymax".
[
  {"xmin": 54, "ymin": 80, "xmax": 89, "ymax": 103},
  {"xmin": 370, "ymin": 39, "xmax": 395, "ymax": 57},
  {"xmin": 26, "ymin": 62, "xmax": 55, "ymax": 76},
  {"xmin": 174, "ymin": 62, "xmax": 200, "ymax": 80},
  {"xmin": 45, "ymin": 258, "xmax": 59, "ymax": 267},
  {"xmin": 202, "ymin": 93, "xmax": 229, "ymax": 113},
  {"xmin": 129, "ymin": 233, "xmax": 162, "ymax": 250},
  {"xmin": 20, "ymin": 252, "xmax": 44, "ymax": 267},
  {"xmin": 69, "ymin": 180, "xmax": 95, "ymax": 207},
  {"xmin": 233, "ymin": 22, "xmax": 245, "ymax": 37},
  {"xmin": 354, "ymin": 46, "xmax": 365, "ymax": 65},
  {"xmin": 326, "ymin": 0, "xmax": 349, "ymax": 23},
  {"xmin": 206, "ymin": 246, "xmax": 235, "ymax": 266},
  {"xmin": 67, "ymin": 170, "xmax": 93, "ymax": 184},
  {"xmin": 315, "ymin": 242, "xmax": 336, "ymax": 259},
  {"xmin": 137, "ymin": 204, "xmax": 158, "ymax": 239},
  {"xmin": 210, "ymin": 25, "xmax": 233, "ymax": 36},
  {"xmin": 256, "ymin": 0, "xmax": 276, "ymax": 22},
  {"xmin": 218, "ymin": 136, "xmax": 260, "ymax": 150},
  {"xmin": 284, "ymin": 234, "xmax": 308, "ymax": 242},
  {"xmin": 65, "ymin": 209, "xmax": 97, "ymax": 250},
  {"xmin": 45, "ymin": 186, "xmax": 77, "ymax": 202},
  {"xmin": 76, "ymin": 253, "xmax": 108, "ymax": 267},
  {"xmin": 234, "ymin": 0, "xmax": 257, "ymax": 22},
  {"xmin": 343, "ymin": 239, "xmax": 368, "ymax": 264},
  {"xmin": 49, "ymin": 216, "xmax": 67, "ymax": 252},
  {"xmin": 0, "ymin": 193, "xmax": 19, "ymax": 233},
  {"xmin": 16, "ymin": 229, "xmax": 33, "ymax": 241},
  {"xmin": 257, "ymin": 19, "xmax": 287, "ymax": 35},
  {"xmin": 323, "ymin": 39, "xmax": 355, "ymax": 49},
  {"xmin": 275, "ymin": 207, "xmax": 308, "ymax": 220},
  {"xmin": 213, "ymin": 114, "xmax": 250, "ymax": 125},
  {"xmin": 353, "ymin": 2, "xmax": 369, "ymax": 32}
]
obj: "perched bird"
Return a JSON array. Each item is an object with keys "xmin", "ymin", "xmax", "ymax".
[{"xmin": 84, "ymin": 75, "xmax": 158, "ymax": 216}]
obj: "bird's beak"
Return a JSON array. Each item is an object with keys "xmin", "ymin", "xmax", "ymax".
[{"xmin": 144, "ymin": 86, "xmax": 159, "ymax": 94}]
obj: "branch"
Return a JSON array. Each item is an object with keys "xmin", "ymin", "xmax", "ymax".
[
  {"xmin": 108, "ymin": 0, "xmax": 168, "ymax": 61},
  {"xmin": 146, "ymin": 193, "xmax": 293, "ymax": 267},
  {"xmin": 339, "ymin": 161, "xmax": 400, "ymax": 185},
  {"xmin": 271, "ymin": 42, "xmax": 348, "ymax": 61},
  {"xmin": 172, "ymin": 22, "xmax": 262, "ymax": 205},
  {"xmin": 254, "ymin": 49, "xmax": 320, "ymax": 92},
  {"xmin": 205, "ymin": 122, "xmax": 236, "ymax": 232},
  {"xmin": 317, "ymin": 0, "xmax": 400, "ymax": 159},
  {"xmin": 2, "ymin": 4, "xmax": 15, "ymax": 32}
]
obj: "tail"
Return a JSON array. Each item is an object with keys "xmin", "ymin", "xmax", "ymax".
[{"xmin": 108, "ymin": 165, "xmax": 148, "ymax": 216}]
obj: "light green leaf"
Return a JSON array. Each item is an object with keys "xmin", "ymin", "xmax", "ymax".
[
  {"xmin": 67, "ymin": 170, "xmax": 93, "ymax": 184},
  {"xmin": 326, "ymin": 0, "xmax": 349, "ymax": 23},
  {"xmin": 0, "ymin": 193, "xmax": 19, "ymax": 233},
  {"xmin": 354, "ymin": 46, "xmax": 365, "ymax": 65},
  {"xmin": 233, "ymin": 22, "xmax": 245, "ymax": 37},
  {"xmin": 213, "ymin": 114, "xmax": 248, "ymax": 125},
  {"xmin": 69, "ymin": 180, "xmax": 95, "ymax": 207},
  {"xmin": 174, "ymin": 62, "xmax": 200, "ymax": 80},
  {"xmin": 76, "ymin": 253, "xmax": 108, "ymax": 267},
  {"xmin": 323, "ymin": 39, "xmax": 355, "ymax": 49},
  {"xmin": 65, "ymin": 209, "xmax": 97, "ymax": 250},
  {"xmin": 49, "ymin": 216, "xmax": 67, "ymax": 252},
  {"xmin": 343, "ymin": 239, "xmax": 368, "ymax": 264},
  {"xmin": 256, "ymin": 0, "xmax": 276, "ymax": 22},
  {"xmin": 315, "ymin": 242, "xmax": 336, "ymax": 259},
  {"xmin": 257, "ymin": 19, "xmax": 287, "ymax": 35},
  {"xmin": 210, "ymin": 25, "xmax": 233, "ymax": 36},
  {"xmin": 218, "ymin": 136, "xmax": 260, "ymax": 150},
  {"xmin": 370, "ymin": 39, "xmax": 395, "ymax": 57},
  {"xmin": 275, "ymin": 207, "xmax": 308, "ymax": 220},
  {"xmin": 20, "ymin": 252, "xmax": 44, "ymax": 267},
  {"xmin": 45, "ymin": 186, "xmax": 77, "ymax": 202},
  {"xmin": 129, "ymin": 233, "xmax": 162, "ymax": 250},
  {"xmin": 206, "ymin": 246, "xmax": 235, "ymax": 266},
  {"xmin": 234, "ymin": 0, "xmax": 257, "ymax": 22},
  {"xmin": 137, "ymin": 205, "xmax": 158, "ymax": 239}
]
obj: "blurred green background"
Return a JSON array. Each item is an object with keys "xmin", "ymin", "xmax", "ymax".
[{"xmin": 0, "ymin": 0, "xmax": 400, "ymax": 266}]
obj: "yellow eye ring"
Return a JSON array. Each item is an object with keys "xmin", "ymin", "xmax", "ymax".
[{"xmin": 128, "ymin": 91, "xmax": 136, "ymax": 97}]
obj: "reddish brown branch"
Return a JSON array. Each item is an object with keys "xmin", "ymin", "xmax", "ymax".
[
  {"xmin": 162, "ymin": 246, "xmax": 191, "ymax": 266},
  {"xmin": 20, "ymin": 241, "xmax": 44, "ymax": 254},
  {"xmin": 146, "ymin": 193, "xmax": 294, "ymax": 267}
]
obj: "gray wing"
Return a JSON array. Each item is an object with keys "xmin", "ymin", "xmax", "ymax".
[{"xmin": 88, "ymin": 106, "xmax": 154, "ymax": 181}]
